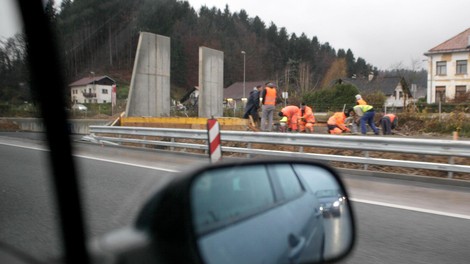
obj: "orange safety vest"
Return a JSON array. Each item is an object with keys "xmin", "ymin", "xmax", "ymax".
[
  {"xmin": 301, "ymin": 106, "xmax": 316, "ymax": 123},
  {"xmin": 327, "ymin": 112, "xmax": 348, "ymax": 130},
  {"xmin": 263, "ymin": 87, "xmax": 277, "ymax": 105},
  {"xmin": 384, "ymin": 113, "xmax": 396, "ymax": 122},
  {"xmin": 281, "ymin": 105, "xmax": 301, "ymax": 129},
  {"xmin": 357, "ymin": 98, "xmax": 367, "ymax": 105}
]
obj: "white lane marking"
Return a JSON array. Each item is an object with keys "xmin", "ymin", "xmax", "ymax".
[
  {"xmin": 0, "ymin": 141, "xmax": 180, "ymax": 173},
  {"xmin": 2, "ymin": 141, "xmax": 470, "ymax": 218},
  {"xmin": 0, "ymin": 141, "xmax": 46, "ymax": 151},
  {"xmin": 351, "ymin": 198, "xmax": 470, "ymax": 220},
  {"xmin": 73, "ymin": 154, "xmax": 180, "ymax": 173}
]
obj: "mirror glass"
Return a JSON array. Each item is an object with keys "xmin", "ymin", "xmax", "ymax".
[{"xmin": 190, "ymin": 162, "xmax": 354, "ymax": 264}]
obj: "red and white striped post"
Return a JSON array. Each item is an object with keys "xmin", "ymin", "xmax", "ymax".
[{"xmin": 207, "ymin": 117, "xmax": 222, "ymax": 163}]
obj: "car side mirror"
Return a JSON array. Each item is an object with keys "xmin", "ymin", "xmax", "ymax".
[
  {"xmin": 190, "ymin": 161, "xmax": 355, "ymax": 264},
  {"xmin": 92, "ymin": 160, "xmax": 356, "ymax": 264}
]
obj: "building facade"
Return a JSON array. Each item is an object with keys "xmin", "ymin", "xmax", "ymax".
[
  {"xmin": 69, "ymin": 75, "xmax": 116, "ymax": 104},
  {"xmin": 424, "ymin": 28, "xmax": 470, "ymax": 104}
]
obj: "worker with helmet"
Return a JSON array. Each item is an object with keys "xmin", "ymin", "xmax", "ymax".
[{"xmin": 355, "ymin": 94, "xmax": 367, "ymax": 105}]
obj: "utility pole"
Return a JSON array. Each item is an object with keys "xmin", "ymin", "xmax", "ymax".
[{"xmin": 241, "ymin": 51, "xmax": 246, "ymax": 99}]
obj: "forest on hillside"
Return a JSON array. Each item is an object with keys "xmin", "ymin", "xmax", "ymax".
[{"xmin": 1, "ymin": 0, "xmax": 426, "ymax": 106}]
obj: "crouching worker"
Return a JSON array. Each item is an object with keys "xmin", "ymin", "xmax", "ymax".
[
  {"xmin": 299, "ymin": 103, "xmax": 316, "ymax": 133},
  {"xmin": 380, "ymin": 113, "xmax": 398, "ymax": 135},
  {"xmin": 278, "ymin": 105, "xmax": 301, "ymax": 132},
  {"xmin": 327, "ymin": 110, "xmax": 351, "ymax": 134}
]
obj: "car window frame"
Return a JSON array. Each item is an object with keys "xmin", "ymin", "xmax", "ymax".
[
  {"xmin": 192, "ymin": 164, "xmax": 278, "ymax": 236},
  {"xmin": 15, "ymin": 1, "xmax": 90, "ymax": 263},
  {"xmin": 268, "ymin": 163, "xmax": 306, "ymax": 204}
]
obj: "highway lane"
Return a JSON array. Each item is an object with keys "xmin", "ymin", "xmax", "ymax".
[
  {"xmin": 339, "ymin": 202, "xmax": 470, "ymax": 264},
  {"xmin": 338, "ymin": 174, "xmax": 470, "ymax": 264},
  {"xmin": 0, "ymin": 134, "xmax": 208, "ymax": 261},
  {"xmin": 0, "ymin": 133, "xmax": 469, "ymax": 263}
]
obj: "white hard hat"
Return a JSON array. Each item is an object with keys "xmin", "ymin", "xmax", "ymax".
[{"xmin": 355, "ymin": 94, "xmax": 362, "ymax": 100}]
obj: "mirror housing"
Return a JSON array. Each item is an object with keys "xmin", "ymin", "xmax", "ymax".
[{"xmin": 95, "ymin": 159, "xmax": 356, "ymax": 264}]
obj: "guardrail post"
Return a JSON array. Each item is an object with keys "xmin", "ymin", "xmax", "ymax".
[
  {"xmin": 364, "ymin": 151, "xmax": 369, "ymax": 171},
  {"xmin": 142, "ymin": 136, "xmax": 146, "ymax": 148},
  {"xmin": 247, "ymin": 142, "xmax": 252, "ymax": 158},
  {"xmin": 170, "ymin": 138, "xmax": 175, "ymax": 151},
  {"xmin": 448, "ymin": 156, "xmax": 454, "ymax": 179},
  {"xmin": 299, "ymin": 146, "xmax": 304, "ymax": 153}
]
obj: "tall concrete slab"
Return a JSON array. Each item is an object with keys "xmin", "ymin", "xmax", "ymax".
[
  {"xmin": 198, "ymin": 47, "xmax": 224, "ymax": 118},
  {"xmin": 125, "ymin": 32, "xmax": 170, "ymax": 117}
]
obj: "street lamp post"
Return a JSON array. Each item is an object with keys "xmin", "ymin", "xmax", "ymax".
[{"xmin": 241, "ymin": 51, "xmax": 246, "ymax": 99}]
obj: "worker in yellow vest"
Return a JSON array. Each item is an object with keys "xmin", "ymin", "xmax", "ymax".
[{"xmin": 353, "ymin": 105, "xmax": 379, "ymax": 135}]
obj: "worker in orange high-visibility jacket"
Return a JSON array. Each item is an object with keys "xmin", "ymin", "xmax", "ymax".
[
  {"xmin": 299, "ymin": 103, "xmax": 316, "ymax": 133},
  {"xmin": 380, "ymin": 113, "xmax": 398, "ymax": 135},
  {"xmin": 260, "ymin": 82, "xmax": 278, "ymax": 131},
  {"xmin": 327, "ymin": 111, "xmax": 351, "ymax": 134},
  {"xmin": 279, "ymin": 105, "xmax": 302, "ymax": 132}
]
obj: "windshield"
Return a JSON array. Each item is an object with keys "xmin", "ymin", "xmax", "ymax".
[{"xmin": 1, "ymin": 1, "xmax": 470, "ymax": 264}]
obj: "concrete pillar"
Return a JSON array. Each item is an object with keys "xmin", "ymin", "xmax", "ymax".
[
  {"xmin": 126, "ymin": 32, "xmax": 170, "ymax": 117},
  {"xmin": 198, "ymin": 47, "xmax": 224, "ymax": 118}
]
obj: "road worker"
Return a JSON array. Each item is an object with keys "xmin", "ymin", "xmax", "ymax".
[
  {"xmin": 298, "ymin": 103, "xmax": 316, "ymax": 133},
  {"xmin": 327, "ymin": 110, "xmax": 351, "ymax": 134},
  {"xmin": 355, "ymin": 94, "xmax": 367, "ymax": 105},
  {"xmin": 380, "ymin": 113, "xmax": 398, "ymax": 135},
  {"xmin": 353, "ymin": 104, "xmax": 379, "ymax": 135},
  {"xmin": 260, "ymin": 82, "xmax": 278, "ymax": 131},
  {"xmin": 278, "ymin": 105, "xmax": 301, "ymax": 132}
]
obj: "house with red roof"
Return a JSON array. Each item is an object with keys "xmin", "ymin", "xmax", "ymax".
[{"xmin": 424, "ymin": 28, "xmax": 470, "ymax": 103}]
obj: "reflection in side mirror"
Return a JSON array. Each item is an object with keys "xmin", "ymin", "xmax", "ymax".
[{"xmin": 190, "ymin": 161, "xmax": 355, "ymax": 264}]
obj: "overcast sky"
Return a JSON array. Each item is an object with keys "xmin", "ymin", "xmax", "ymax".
[{"xmin": 2, "ymin": 0, "xmax": 469, "ymax": 71}]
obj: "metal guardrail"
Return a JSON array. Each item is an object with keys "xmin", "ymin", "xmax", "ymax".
[{"xmin": 87, "ymin": 126, "xmax": 470, "ymax": 178}]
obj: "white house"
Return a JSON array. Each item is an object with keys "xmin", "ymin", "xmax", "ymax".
[
  {"xmin": 424, "ymin": 28, "xmax": 470, "ymax": 103},
  {"xmin": 69, "ymin": 75, "xmax": 116, "ymax": 104}
]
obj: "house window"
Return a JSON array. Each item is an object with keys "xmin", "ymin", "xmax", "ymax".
[
  {"xmin": 435, "ymin": 86, "xmax": 446, "ymax": 103},
  {"xmin": 436, "ymin": 61, "xmax": 447, "ymax": 75},
  {"xmin": 102, "ymin": 89, "xmax": 108, "ymax": 94},
  {"xmin": 456, "ymin": 60, "xmax": 467, "ymax": 75}
]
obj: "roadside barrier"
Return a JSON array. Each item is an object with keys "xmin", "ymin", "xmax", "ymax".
[{"xmin": 87, "ymin": 126, "xmax": 470, "ymax": 179}]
